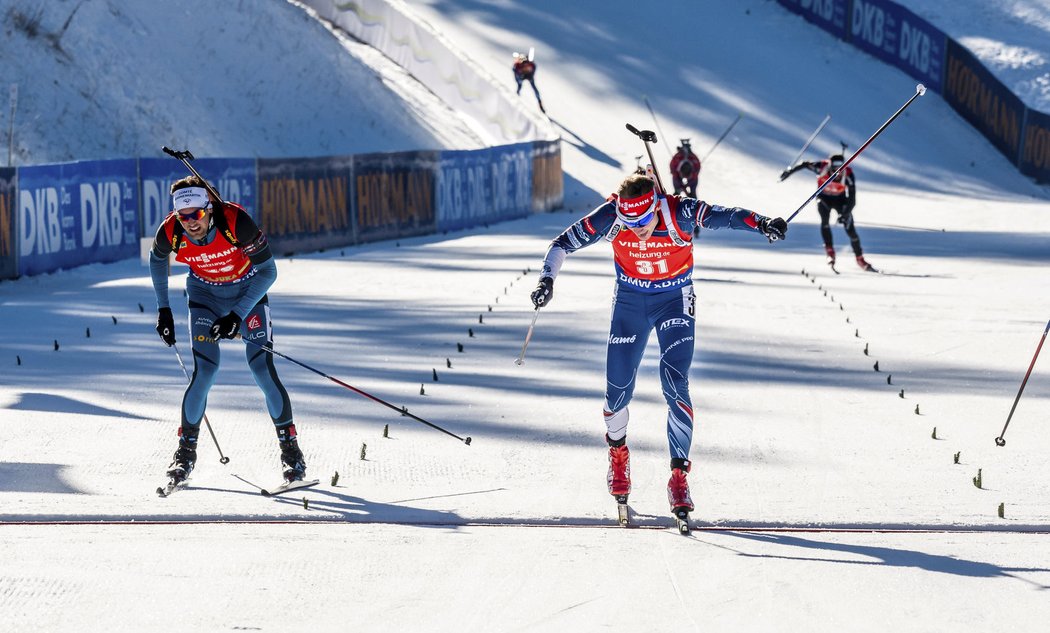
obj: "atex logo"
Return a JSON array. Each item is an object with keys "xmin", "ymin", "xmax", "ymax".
[
  {"xmin": 660, "ymin": 318, "xmax": 690, "ymax": 330},
  {"xmin": 246, "ymin": 315, "xmax": 262, "ymax": 330},
  {"xmin": 608, "ymin": 334, "xmax": 637, "ymax": 344}
]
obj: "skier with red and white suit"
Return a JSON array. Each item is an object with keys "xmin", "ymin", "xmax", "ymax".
[{"xmin": 529, "ymin": 171, "xmax": 787, "ymax": 521}]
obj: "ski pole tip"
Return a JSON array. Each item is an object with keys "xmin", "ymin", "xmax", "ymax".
[
  {"xmin": 465, "ymin": 436, "xmax": 472, "ymax": 445},
  {"xmin": 220, "ymin": 456, "xmax": 231, "ymax": 464},
  {"xmin": 995, "ymin": 437, "xmax": 1006, "ymax": 447},
  {"xmin": 916, "ymin": 84, "xmax": 927, "ymax": 96}
]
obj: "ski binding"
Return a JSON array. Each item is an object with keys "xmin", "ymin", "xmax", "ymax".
[
  {"xmin": 156, "ymin": 478, "xmax": 188, "ymax": 497},
  {"xmin": 615, "ymin": 494, "xmax": 630, "ymax": 527},
  {"xmin": 674, "ymin": 508, "xmax": 691, "ymax": 534},
  {"xmin": 260, "ymin": 478, "xmax": 320, "ymax": 497}
]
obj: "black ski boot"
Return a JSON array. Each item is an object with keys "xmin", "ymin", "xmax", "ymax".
[
  {"xmin": 277, "ymin": 424, "xmax": 307, "ymax": 483},
  {"xmin": 166, "ymin": 426, "xmax": 199, "ymax": 484}
]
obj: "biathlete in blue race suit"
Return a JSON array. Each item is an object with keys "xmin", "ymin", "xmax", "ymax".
[
  {"xmin": 149, "ymin": 175, "xmax": 306, "ymax": 486},
  {"xmin": 530, "ymin": 172, "xmax": 787, "ymax": 515}
]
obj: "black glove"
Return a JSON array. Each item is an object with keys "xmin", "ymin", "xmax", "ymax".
[
  {"xmin": 759, "ymin": 217, "xmax": 788, "ymax": 243},
  {"xmin": 778, "ymin": 169, "xmax": 791, "ymax": 182},
  {"xmin": 156, "ymin": 308, "xmax": 176, "ymax": 346},
  {"xmin": 210, "ymin": 312, "xmax": 242, "ymax": 340},
  {"xmin": 531, "ymin": 277, "xmax": 554, "ymax": 308}
]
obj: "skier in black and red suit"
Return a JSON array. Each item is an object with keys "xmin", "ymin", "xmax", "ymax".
[
  {"xmin": 512, "ymin": 52, "xmax": 545, "ymax": 113},
  {"xmin": 781, "ymin": 153, "xmax": 876, "ymax": 271},
  {"xmin": 669, "ymin": 139, "xmax": 701, "ymax": 198}
]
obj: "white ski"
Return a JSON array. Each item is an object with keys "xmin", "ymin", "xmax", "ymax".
[{"xmin": 260, "ymin": 478, "xmax": 320, "ymax": 497}]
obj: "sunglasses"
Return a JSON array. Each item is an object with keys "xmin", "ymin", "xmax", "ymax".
[
  {"xmin": 620, "ymin": 209, "xmax": 655, "ymax": 228},
  {"xmin": 176, "ymin": 206, "xmax": 209, "ymax": 223}
]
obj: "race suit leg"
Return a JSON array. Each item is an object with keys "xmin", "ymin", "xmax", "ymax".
[
  {"xmin": 836, "ymin": 201, "xmax": 864, "ymax": 256},
  {"xmin": 240, "ymin": 301, "xmax": 293, "ymax": 427},
  {"xmin": 817, "ymin": 198, "xmax": 834, "ymax": 249},
  {"xmin": 183, "ymin": 301, "xmax": 220, "ymax": 433},
  {"xmin": 603, "ymin": 286, "xmax": 651, "ymax": 442},
  {"xmin": 651, "ymin": 285, "xmax": 697, "ymax": 461}
]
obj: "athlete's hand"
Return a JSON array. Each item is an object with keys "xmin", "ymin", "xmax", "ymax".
[
  {"xmin": 531, "ymin": 277, "xmax": 554, "ymax": 308},
  {"xmin": 156, "ymin": 308, "xmax": 176, "ymax": 346},
  {"xmin": 759, "ymin": 217, "xmax": 788, "ymax": 243},
  {"xmin": 210, "ymin": 312, "xmax": 242, "ymax": 340}
]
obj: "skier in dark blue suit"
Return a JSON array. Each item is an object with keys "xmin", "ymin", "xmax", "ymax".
[{"xmin": 530, "ymin": 171, "xmax": 786, "ymax": 517}]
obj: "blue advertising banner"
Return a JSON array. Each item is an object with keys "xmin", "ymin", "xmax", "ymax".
[
  {"xmin": 436, "ymin": 143, "xmax": 531, "ymax": 232},
  {"xmin": 943, "ymin": 39, "xmax": 1025, "ymax": 163},
  {"xmin": 0, "ymin": 168, "xmax": 15, "ymax": 279},
  {"xmin": 846, "ymin": 0, "xmax": 945, "ymax": 93},
  {"xmin": 354, "ymin": 151, "xmax": 438, "ymax": 243},
  {"xmin": 257, "ymin": 155, "xmax": 353, "ymax": 254},
  {"xmin": 19, "ymin": 160, "xmax": 139, "ymax": 277},
  {"xmin": 139, "ymin": 158, "xmax": 257, "ymax": 238},
  {"xmin": 1020, "ymin": 108, "xmax": 1050, "ymax": 183},
  {"xmin": 777, "ymin": 0, "xmax": 850, "ymax": 40}
]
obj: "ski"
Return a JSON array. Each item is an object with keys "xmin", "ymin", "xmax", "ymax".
[
  {"xmin": 156, "ymin": 478, "xmax": 188, "ymax": 497},
  {"xmin": 615, "ymin": 494, "xmax": 630, "ymax": 527},
  {"xmin": 260, "ymin": 478, "xmax": 320, "ymax": 497},
  {"xmin": 674, "ymin": 508, "xmax": 691, "ymax": 534}
]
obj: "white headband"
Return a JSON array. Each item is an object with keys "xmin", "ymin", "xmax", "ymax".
[{"xmin": 172, "ymin": 187, "xmax": 210, "ymax": 212}]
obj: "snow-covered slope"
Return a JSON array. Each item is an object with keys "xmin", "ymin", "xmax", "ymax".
[
  {"xmin": 0, "ymin": 0, "xmax": 482, "ymax": 164},
  {"xmin": 2, "ymin": 1, "xmax": 1050, "ymax": 631}
]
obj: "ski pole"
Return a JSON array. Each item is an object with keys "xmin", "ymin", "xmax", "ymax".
[
  {"xmin": 240, "ymin": 337, "xmax": 472, "ymax": 445},
  {"xmin": 162, "ymin": 146, "xmax": 225, "ymax": 204},
  {"xmin": 625, "ymin": 123, "xmax": 667, "ymax": 194},
  {"xmin": 700, "ymin": 113, "xmax": 744, "ymax": 162},
  {"xmin": 515, "ymin": 308, "xmax": 541, "ymax": 366},
  {"xmin": 643, "ymin": 96, "xmax": 674, "ymax": 161},
  {"xmin": 173, "ymin": 344, "xmax": 230, "ymax": 464},
  {"xmin": 786, "ymin": 84, "xmax": 926, "ymax": 223},
  {"xmin": 781, "ymin": 114, "xmax": 831, "ymax": 179},
  {"xmin": 995, "ymin": 319, "xmax": 1050, "ymax": 447}
]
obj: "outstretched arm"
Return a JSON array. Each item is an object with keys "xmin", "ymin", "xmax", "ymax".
[
  {"xmin": 779, "ymin": 161, "xmax": 815, "ymax": 181},
  {"xmin": 698, "ymin": 202, "xmax": 786, "ymax": 242},
  {"xmin": 532, "ymin": 201, "xmax": 617, "ymax": 307}
]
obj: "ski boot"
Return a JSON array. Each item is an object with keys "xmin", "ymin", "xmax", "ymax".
[
  {"xmin": 856, "ymin": 255, "xmax": 877, "ymax": 272},
  {"xmin": 165, "ymin": 427, "xmax": 198, "ymax": 484},
  {"xmin": 668, "ymin": 458, "xmax": 694, "ymax": 534},
  {"xmin": 824, "ymin": 244, "xmax": 839, "ymax": 272},
  {"xmin": 607, "ymin": 434, "xmax": 631, "ymax": 526},
  {"xmin": 277, "ymin": 424, "xmax": 307, "ymax": 483}
]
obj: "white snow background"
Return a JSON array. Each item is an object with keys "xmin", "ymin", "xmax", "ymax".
[{"xmin": 2, "ymin": 0, "xmax": 1050, "ymax": 631}]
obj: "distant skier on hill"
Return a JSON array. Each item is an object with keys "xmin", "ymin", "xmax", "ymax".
[
  {"xmin": 512, "ymin": 50, "xmax": 545, "ymax": 114},
  {"xmin": 528, "ymin": 169, "xmax": 787, "ymax": 525},
  {"xmin": 149, "ymin": 176, "xmax": 307, "ymax": 489},
  {"xmin": 781, "ymin": 152, "xmax": 876, "ymax": 272},
  {"xmin": 669, "ymin": 139, "xmax": 701, "ymax": 197}
]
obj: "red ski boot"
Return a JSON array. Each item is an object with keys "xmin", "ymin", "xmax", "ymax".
[
  {"xmin": 856, "ymin": 255, "xmax": 878, "ymax": 272},
  {"xmin": 607, "ymin": 436, "xmax": 631, "ymax": 497},
  {"xmin": 667, "ymin": 460, "xmax": 694, "ymax": 514}
]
